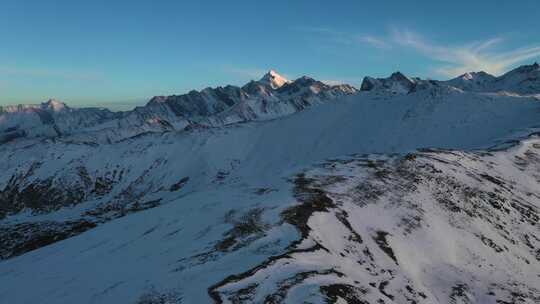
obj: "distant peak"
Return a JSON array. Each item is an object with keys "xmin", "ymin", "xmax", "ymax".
[
  {"xmin": 360, "ymin": 71, "xmax": 416, "ymax": 94},
  {"xmin": 267, "ymin": 69, "xmax": 280, "ymax": 77},
  {"xmin": 260, "ymin": 70, "xmax": 290, "ymax": 89},
  {"xmin": 463, "ymin": 71, "xmax": 486, "ymax": 78},
  {"xmin": 42, "ymin": 99, "xmax": 68, "ymax": 111},
  {"xmin": 295, "ymin": 75, "xmax": 317, "ymax": 83},
  {"xmin": 462, "ymin": 72, "xmax": 474, "ymax": 80},
  {"xmin": 455, "ymin": 71, "xmax": 495, "ymax": 82},
  {"xmin": 389, "ymin": 71, "xmax": 410, "ymax": 81}
]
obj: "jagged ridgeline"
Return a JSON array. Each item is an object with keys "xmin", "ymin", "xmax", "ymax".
[
  {"xmin": 0, "ymin": 71, "xmax": 357, "ymax": 144},
  {"xmin": 0, "ymin": 64, "xmax": 539, "ymax": 303}
]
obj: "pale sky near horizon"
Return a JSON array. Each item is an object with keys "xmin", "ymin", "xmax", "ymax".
[{"xmin": 1, "ymin": 0, "xmax": 540, "ymax": 108}]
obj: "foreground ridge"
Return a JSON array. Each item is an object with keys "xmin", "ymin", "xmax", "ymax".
[{"xmin": 211, "ymin": 139, "xmax": 540, "ymax": 303}]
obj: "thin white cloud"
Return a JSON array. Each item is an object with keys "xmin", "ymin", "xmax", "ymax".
[
  {"xmin": 390, "ymin": 29, "xmax": 540, "ymax": 77},
  {"xmin": 355, "ymin": 35, "xmax": 391, "ymax": 49},
  {"xmin": 295, "ymin": 26, "xmax": 391, "ymax": 50},
  {"xmin": 295, "ymin": 25, "xmax": 540, "ymax": 77}
]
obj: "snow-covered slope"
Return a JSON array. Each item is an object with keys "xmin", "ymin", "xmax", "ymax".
[
  {"xmin": 213, "ymin": 139, "xmax": 540, "ymax": 303},
  {"xmin": 1, "ymin": 64, "xmax": 540, "ymax": 303}
]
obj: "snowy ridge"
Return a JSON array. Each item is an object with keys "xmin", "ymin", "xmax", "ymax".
[
  {"xmin": 3, "ymin": 63, "xmax": 540, "ymax": 144},
  {"xmin": 212, "ymin": 139, "xmax": 540, "ymax": 303},
  {"xmin": 360, "ymin": 62, "xmax": 540, "ymax": 97},
  {"xmin": 444, "ymin": 71, "xmax": 498, "ymax": 92},
  {"xmin": 443, "ymin": 62, "xmax": 540, "ymax": 95},
  {"xmin": 0, "ymin": 99, "xmax": 117, "ymax": 142}
]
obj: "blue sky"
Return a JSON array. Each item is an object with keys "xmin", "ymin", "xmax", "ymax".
[{"xmin": 1, "ymin": 0, "xmax": 540, "ymax": 108}]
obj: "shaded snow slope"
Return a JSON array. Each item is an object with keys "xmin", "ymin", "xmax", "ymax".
[{"xmin": 0, "ymin": 87, "xmax": 540, "ymax": 303}]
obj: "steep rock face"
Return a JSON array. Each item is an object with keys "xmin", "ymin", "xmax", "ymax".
[
  {"xmin": 360, "ymin": 72, "xmax": 418, "ymax": 94},
  {"xmin": 148, "ymin": 85, "xmax": 249, "ymax": 117}
]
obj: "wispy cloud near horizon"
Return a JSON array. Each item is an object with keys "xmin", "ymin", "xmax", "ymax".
[
  {"xmin": 296, "ymin": 26, "xmax": 540, "ymax": 77},
  {"xmin": 390, "ymin": 29, "xmax": 540, "ymax": 77},
  {"xmin": 356, "ymin": 35, "xmax": 391, "ymax": 50}
]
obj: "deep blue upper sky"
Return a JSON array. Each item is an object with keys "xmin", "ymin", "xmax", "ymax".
[{"xmin": 2, "ymin": 0, "xmax": 540, "ymax": 108}]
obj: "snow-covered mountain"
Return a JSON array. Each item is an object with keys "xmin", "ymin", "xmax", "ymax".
[
  {"xmin": 444, "ymin": 71, "xmax": 498, "ymax": 92},
  {"xmin": 258, "ymin": 69, "xmax": 291, "ymax": 89},
  {"xmin": 444, "ymin": 62, "xmax": 540, "ymax": 95},
  {"xmin": 1, "ymin": 64, "xmax": 540, "ymax": 303},
  {"xmin": 360, "ymin": 72, "xmax": 419, "ymax": 94},
  {"xmin": 0, "ymin": 71, "xmax": 357, "ymax": 144},
  {"xmin": 0, "ymin": 99, "xmax": 117, "ymax": 143},
  {"xmin": 360, "ymin": 62, "xmax": 540, "ymax": 97}
]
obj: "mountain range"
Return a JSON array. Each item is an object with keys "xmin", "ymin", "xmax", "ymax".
[
  {"xmin": 0, "ymin": 70, "xmax": 357, "ymax": 144},
  {"xmin": 0, "ymin": 64, "xmax": 539, "ymax": 304}
]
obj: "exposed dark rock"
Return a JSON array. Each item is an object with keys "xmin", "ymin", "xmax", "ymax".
[
  {"xmin": 170, "ymin": 177, "xmax": 189, "ymax": 191},
  {"xmin": 372, "ymin": 231, "xmax": 398, "ymax": 264},
  {"xmin": 0, "ymin": 220, "xmax": 97, "ymax": 259}
]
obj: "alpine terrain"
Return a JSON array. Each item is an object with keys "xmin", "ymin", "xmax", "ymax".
[{"xmin": 1, "ymin": 64, "xmax": 540, "ymax": 304}]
